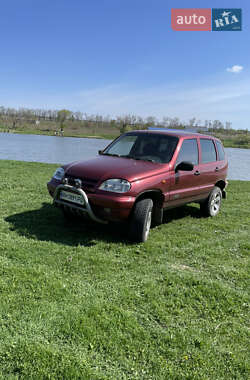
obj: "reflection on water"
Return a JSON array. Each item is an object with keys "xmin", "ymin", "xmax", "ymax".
[
  {"xmin": 0, "ymin": 132, "xmax": 249, "ymax": 181},
  {"xmin": 226, "ymin": 148, "xmax": 250, "ymax": 181}
]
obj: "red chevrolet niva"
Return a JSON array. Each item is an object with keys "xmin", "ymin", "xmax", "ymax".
[{"xmin": 47, "ymin": 129, "xmax": 228, "ymax": 242}]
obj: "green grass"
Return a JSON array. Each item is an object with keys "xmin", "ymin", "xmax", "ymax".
[
  {"xmin": 220, "ymin": 139, "xmax": 250, "ymax": 149},
  {"xmin": 0, "ymin": 160, "xmax": 249, "ymax": 379}
]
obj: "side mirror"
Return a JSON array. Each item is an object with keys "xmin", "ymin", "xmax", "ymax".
[
  {"xmin": 175, "ymin": 161, "xmax": 194, "ymax": 172},
  {"xmin": 98, "ymin": 150, "xmax": 103, "ymax": 155}
]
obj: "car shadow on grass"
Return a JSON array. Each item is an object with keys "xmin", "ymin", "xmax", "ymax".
[
  {"xmin": 5, "ymin": 202, "xmax": 127, "ymax": 246},
  {"xmin": 163, "ymin": 204, "xmax": 202, "ymax": 223},
  {"xmin": 5, "ymin": 202, "xmax": 203, "ymax": 246}
]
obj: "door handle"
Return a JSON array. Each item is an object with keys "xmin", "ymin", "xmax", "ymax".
[
  {"xmin": 215, "ymin": 167, "xmax": 219, "ymax": 172},
  {"xmin": 194, "ymin": 170, "xmax": 200, "ymax": 176}
]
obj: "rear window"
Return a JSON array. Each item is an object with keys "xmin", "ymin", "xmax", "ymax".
[
  {"xmin": 200, "ymin": 139, "xmax": 217, "ymax": 163},
  {"xmin": 215, "ymin": 141, "xmax": 225, "ymax": 161}
]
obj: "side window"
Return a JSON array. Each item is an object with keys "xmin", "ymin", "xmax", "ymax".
[
  {"xmin": 215, "ymin": 141, "xmax": 225, "ymax": 161},
  {"xmin": 176, "ymin": 139, "xmax": 198, "ymax": 166},
  {"xmin": 200, "ymin": 139, "xmax": 217, "ymax": 163}
]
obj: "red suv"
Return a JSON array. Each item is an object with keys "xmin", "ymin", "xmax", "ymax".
[{"xmin": 47, "ymin": 129, "xmax": 228, "ymax": 242}]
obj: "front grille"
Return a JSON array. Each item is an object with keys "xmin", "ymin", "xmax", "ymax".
[{"xmin": 65, "ymin": 175, "xmax": 98, "ymax": 192}]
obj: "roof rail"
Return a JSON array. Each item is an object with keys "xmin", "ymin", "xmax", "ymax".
[{"xmin": 148, "ymin": 127, "xmax": 184, "ymax": 133}]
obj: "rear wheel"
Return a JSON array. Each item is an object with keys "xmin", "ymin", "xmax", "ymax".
[
  {"xmin": 200, "ymin": 186, "xmax": 222, "ymax": 217},
  {"xmin": 128, "ymin": 198, "xmax": 153, "ymax": 242}
]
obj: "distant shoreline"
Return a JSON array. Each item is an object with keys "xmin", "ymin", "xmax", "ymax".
[
  {"xmin": 0, "ymin": 129, "xmax": 116, "ymax": 141},
  {"xmin": 1, "ymin": 128, "xmax": 250, "ymax": 149}
]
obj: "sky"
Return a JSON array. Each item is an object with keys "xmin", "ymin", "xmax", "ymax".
[{"xmin": 0, "ymin": 0, "xmax": 249, "ymax": 129}]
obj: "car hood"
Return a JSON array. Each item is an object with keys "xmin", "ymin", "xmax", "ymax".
[{"xmin": 63, "ymin": 155, "xmax": 169, "ymax": 183}]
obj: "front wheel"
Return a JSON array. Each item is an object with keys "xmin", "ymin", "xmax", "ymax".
[
  {"xmin": 200, "ymin": 186, "xmax": 222, "ymax": 217},
  {"xmin": 128, "ymin": 198, "xmax": 153, "ymax": 243}
]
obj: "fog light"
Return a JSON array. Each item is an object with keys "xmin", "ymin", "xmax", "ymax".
[
  {"xmin": 62, "ymin": 177, "xmax": 68, "ymax": 185},
  {"xmin": 75, "ymin": 179, "xmax": 82, "ymax": 188}
]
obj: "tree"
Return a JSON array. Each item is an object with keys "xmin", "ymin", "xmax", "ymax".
[
  {"xmin": 212, "ymin": 120, "xmax": 224, "ymax": 129},
  {"xmin": 189, "ymin": 117, "xmax": 196, "ymax": 127},
  {"xmin": 205, "ymin": 120, "xmax": 213, "ymax": 128},
  {"xmin": 161, "ymin": 116, "xmax": 171, "ymax": 127},
  {"xmin": 145, "ymin": 116, "xmax": 157, "ymax": 126},
  {"xmin": 57, "ymin": 109, "xmax": 72, "ymax": 130},
  {"xmin": 168, "ymin": 117, "xmax": 181, "ymax": 128},
  {"xmin": 225, "ymin": 121, "xmax": 232, "ymax": 130}
]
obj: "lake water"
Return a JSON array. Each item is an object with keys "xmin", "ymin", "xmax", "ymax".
[{"xmin": 0, "ymin": 132, "xmax": 249, "ymax": 181}]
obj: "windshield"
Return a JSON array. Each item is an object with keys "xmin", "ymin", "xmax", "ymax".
[{"xmin": 103, "ymin": 133, "xmax": 178, "ymax": 163}]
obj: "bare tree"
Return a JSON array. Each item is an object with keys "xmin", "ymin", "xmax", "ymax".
[
  {"xmin": 189, "ymin": 117, "xmax": 196, "ymax": 127},
  {"xmin": 225, "ymin": 121, "xmax": 232, "ymax": 130},
  {"xmin": 213, "ymin": 120, "xmax": 224, "ymax": 129}
]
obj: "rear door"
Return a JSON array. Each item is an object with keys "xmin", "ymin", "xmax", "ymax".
[
  {"xmin": 198, "ymin": 138, "xmax": 219, "ymax": 197},
  {"xmin": 214, "ymin": 140, "xmax": 228, "ymax": 180}
]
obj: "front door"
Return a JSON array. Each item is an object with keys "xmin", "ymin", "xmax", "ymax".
[{"xmin": 168, "ymin": 138, "xmax": 201, "ymax": 207}]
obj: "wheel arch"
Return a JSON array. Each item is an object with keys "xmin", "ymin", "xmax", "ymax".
[
  {"xmin": 135, "ymin": 189, "xmax": 164, "ymax": 208},
  {"xmin": 215, "ymin": 180, "xmax": 227, "ymax": 199}
]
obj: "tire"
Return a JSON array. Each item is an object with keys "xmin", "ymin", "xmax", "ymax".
[
  {"xmin": 152, "ymin": 206, "xmax": 163, "ymax": 226},
  {"xmin": 200, "ymin": 186, "xmax": 222, "ymax": 217},
  {"xmin": 128, "ymin": 198, "xmax": 153, "ymax": 242}
]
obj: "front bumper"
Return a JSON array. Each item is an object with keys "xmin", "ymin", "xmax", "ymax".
[
  {"xmin": 53, "ymin": 184, "xmax": 108, "ymax": 224},
  {"xmin": 48, "ymin": 180, "xmax": 135, "ymax": 223}
]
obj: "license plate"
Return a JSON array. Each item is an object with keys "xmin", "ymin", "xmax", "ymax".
[{"xmin": 60, "ymin": 190, "xmax": 84, "ymax": 206}]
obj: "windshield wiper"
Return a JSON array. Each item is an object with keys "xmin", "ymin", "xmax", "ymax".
[
  {"xmin": 102, "ymin": 153, "xmax": 156, "ymax": 163},
  {"xmin": 120, "ymin": 155, "xmax": 142, "ymax": 160},
  {"xmin": 120, "ymin": 155, "xmax": 156, "ymax": 162},
  {"xmin": 101, "ymin": 153, "xmax": 121, "ymax": 157},
  {"xmin": 120, "ymin": 154, "xmax": 135, "ymax": 159}
]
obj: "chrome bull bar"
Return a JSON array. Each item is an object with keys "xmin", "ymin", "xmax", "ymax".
[{"xmin": 53, "ymin": 184, "xmax": 107, "ymax": 224}]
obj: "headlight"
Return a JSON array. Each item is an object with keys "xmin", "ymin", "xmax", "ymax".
[
  {"xmin": 53, "ymin": 167, "xmax": 65, "ymax": 180},
  {"xmin": 99, "ymin": 179, "xmax": 131, "ymax": 193}
]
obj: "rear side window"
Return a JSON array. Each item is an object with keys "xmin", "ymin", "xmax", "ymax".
[
  {"xmin": 215, "ymin": 141, "xmax": 225, "ymax": 161},
  {"xmin": 200, "ymin": 139, "xmax": 217, "ymax": 163},
  {"xmin": 176, "ymin": 139, "xmax": 198, "ymax": 166}
]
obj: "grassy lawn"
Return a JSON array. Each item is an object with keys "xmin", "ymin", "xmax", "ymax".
[{"xmin": 0, "ymin": 160, "xmax": 249, "ymax": 379}]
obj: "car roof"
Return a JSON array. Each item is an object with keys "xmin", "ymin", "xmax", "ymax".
[{"xmin": 128, "ymin": 128, "xmax": 215, "ymax": 139}]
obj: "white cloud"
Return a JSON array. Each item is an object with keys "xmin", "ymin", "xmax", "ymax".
[{"xmin": 226, "ymin": 65, "xmax": 243, "ymax": 73}]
